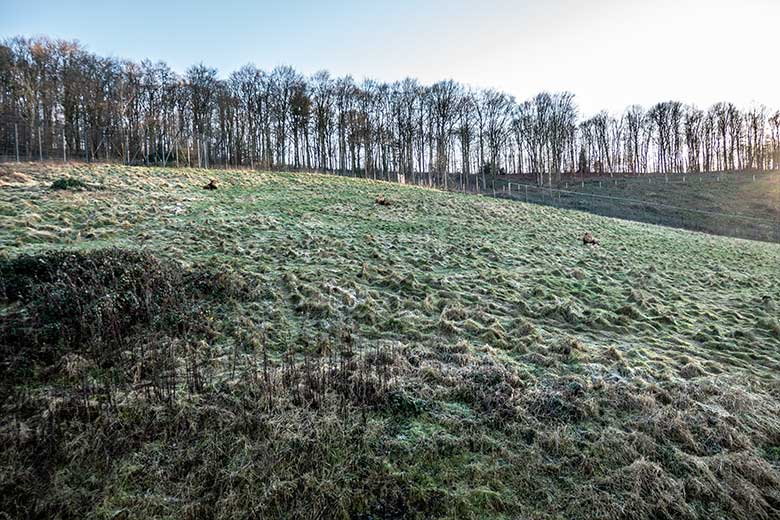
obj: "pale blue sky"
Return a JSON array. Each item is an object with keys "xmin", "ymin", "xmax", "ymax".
[{"xmin": 3, "ymin": 0, "xmax": 779, "ymax": 115}]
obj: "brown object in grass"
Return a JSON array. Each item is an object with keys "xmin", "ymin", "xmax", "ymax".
[
  {"xmin": 375, "ymin": 194, "xmax": 392, "ymax": 206},
  {"xmin": 582, "ymin": 232, "xmax": 598, "ymax": 245},
  {"xmin": 203, "ymin": 179, "xmax": 218, "ymax": 190}
]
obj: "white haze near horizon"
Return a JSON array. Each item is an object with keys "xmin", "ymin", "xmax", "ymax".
[{"xmin": 3, "ymin": 0, "xmax": 779, "ymax": 117}]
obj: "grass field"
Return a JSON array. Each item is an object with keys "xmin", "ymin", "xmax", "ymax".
[
  {"xmin": 497, "ymin": 171, "xmax": 780, "ymax": 242},
  {"xmin": 2, "ymin": 163, "xmax": 780, "ymax": 519}
]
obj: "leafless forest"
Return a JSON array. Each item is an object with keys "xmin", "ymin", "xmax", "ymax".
[{"xmin": 2, "ymin": 36, "xmax": 780, "ymax": 189}]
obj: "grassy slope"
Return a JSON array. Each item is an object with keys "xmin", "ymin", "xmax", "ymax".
[
  {"xmin": 500, "ymin": 171, "xmax": 780, "ymax": 242},
  {"xmin": 2, "ymin": 163, "xmax": 780, "ymax": 519},
  {"xmin": 570, "ymin": 171, "xmax": 780, "ymax": 219}
]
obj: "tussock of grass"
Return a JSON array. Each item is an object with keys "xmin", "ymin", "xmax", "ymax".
[
  {"xmin": 50, "ymin": 177, "xmax": 93, "ymax": 191},
  {"xmin": 2, "ymin": 163, "xmax": 780, "ymax": 519},
  {"xmin": 0, "ymin": 169, "xmax": 35, "ymax": 187}
]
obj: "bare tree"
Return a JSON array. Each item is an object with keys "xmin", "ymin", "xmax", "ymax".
[{"xmin": 2, "ymin": 34, "xmax": 778, "ymax": 179}]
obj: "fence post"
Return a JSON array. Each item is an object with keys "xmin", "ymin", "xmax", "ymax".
[
  {"xmin": 62, "ymin": 127, "xmax": 67, "ymax": 163},
  {"xmin": 38, "ymin": 126, "xmax": 43, "ymax": 161},
  {"xmin": 14, "ymin": 123, "xmax": 20, "ymax": 163}
]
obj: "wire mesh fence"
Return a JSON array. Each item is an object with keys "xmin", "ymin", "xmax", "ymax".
[
  {"xmin": 2, "ymin": 119, "xmax": 779, "ymax": 244},
  {"xmin": 489, "ymin": 180, "xmax": 780, "ymax": 244},
  {"xmin": 274, "ymin": 168, "xmax": 780, "ymax": 243},
  {"xmin": 0, "ymin": 119, "xmax": 221, "ymax": 168},
  {"xmin": 0, "ymin": 119, "xmax": 110, "ymax": 164}
]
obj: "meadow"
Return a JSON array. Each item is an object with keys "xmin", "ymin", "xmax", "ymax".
[{"xmin": 2, "ymin": 162, "xmax": 780, "ymax": 519}]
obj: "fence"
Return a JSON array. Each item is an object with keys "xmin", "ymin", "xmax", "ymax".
[
  {"xmin": 325, "ymin": 168, "xmax": 780, "ymax": 243},
  {"xmin": 2, "ymin": 120, "xmax": 779, "ymax": 244},
  {"xmin": 0, "ymin": 120, "xmax": 221, "ymax": 168},
  {"xmin": 488, "ymin": 180, "xmax": 780, "ymax": 244},
  {"xmin": 0, "ymin": 120, "xmax": 91, "ymax": 164}
]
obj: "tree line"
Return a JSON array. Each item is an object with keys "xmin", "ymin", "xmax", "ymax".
[{"xmin": 2, "ymin": 36, "xmax": 779, "ymax": 189}]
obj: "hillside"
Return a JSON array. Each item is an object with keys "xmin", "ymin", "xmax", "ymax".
[
  {"xmin": 496, "ymin": 171, "xmax": 780, "ymax": 243},
  {"xmin": 2, "ymin": 163, "xmax": 780, "ymax": 519}
]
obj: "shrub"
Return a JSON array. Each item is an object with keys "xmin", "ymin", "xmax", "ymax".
[
  {"xmin": 0, "ymin": 248, "xmax": 237, "ymax": 383},
  {"xmin": 50, "ymin": 177, "xmax": 92, "ymax": 191}
]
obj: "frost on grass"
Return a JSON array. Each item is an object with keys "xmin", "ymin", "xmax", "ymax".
[{"xmin": 2, "ymin": 163, "xmax": 780, "ymax": 519}]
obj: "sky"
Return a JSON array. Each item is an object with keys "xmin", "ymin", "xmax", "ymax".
[{"xmin": 3, "ymin": 0, "xmax": 779, "ymax": 116}]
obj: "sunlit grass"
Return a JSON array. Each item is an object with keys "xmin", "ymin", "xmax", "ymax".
[{"xmin": 2, "ymin": 162, "xmax": 780, "ymax": 519}]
